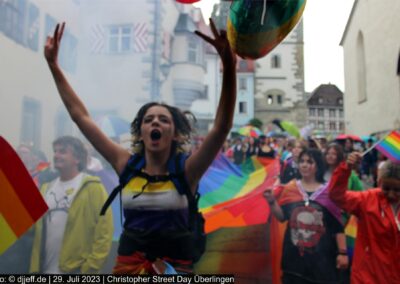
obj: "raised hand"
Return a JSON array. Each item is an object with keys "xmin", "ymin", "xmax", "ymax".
[
  {"xmin": 195, "ymin": 18, "xmax": 236, "ymax": 67},
  {"xmin": 263, "ymin": 188, "xmax": 276, "ymax": 205},
  {"xmin": 44, "ymin": 22, "xmax": 65, "ymax": 65},
  {"xmin": 347, "ymin": 152, "xmax": 362, "ymax": 170}
]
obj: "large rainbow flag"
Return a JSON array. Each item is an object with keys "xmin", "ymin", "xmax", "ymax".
[
  {"xmin": 198, "ymin": 154, "xmax": 279, "ymax": 233},
  {"xmin": 375, "ymin": 130, "xmax": 400, "ymax": 163},
  {"xmin": 0, "ymin": 137, "xmax": 48, "ymax": 255},
  {"xmin": 92, "ymin": 154, "xmax": 280, "ymax": 276},
  {"xmin": 195, "ymin": 154, "xmax": 280, "ymax": 282}
]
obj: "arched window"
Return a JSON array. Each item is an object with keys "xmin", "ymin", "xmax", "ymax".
[{"xmin": 357, "ymin": 31, "xmax": 367, "ymax": 103}]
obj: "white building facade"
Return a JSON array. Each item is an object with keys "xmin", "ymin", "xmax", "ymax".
[
  {"xmin": 340, "ymin": 0, "xmax": 400, "ymax": 135},
  {"xmin": 0, "ymin": 0, "xmax": 81, "ymax": 154},
  {"xmin": 254, "ymin": 20, "xmax": 306, "ymax": 131},
  {"xmin": 0, "ymin": 0, "xmax": 218, "ymax": 155},
  {"xmin": 233, "ymin": 59, "xmax": 255, "ymax": 130}
]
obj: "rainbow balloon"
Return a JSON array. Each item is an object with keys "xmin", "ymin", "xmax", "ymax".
[{"xmin": 227, "ymin": 0, "xmax": 306, "ymax": 59}]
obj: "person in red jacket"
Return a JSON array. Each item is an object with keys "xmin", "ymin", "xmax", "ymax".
[{"xmin": 328, "ymin": 152, "xmax": 400, "ymax": 284}]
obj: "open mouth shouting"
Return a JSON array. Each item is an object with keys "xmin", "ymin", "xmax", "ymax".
[{"xmin": 150, "ymin": 129, "xmax": 162, "ymax": 141}]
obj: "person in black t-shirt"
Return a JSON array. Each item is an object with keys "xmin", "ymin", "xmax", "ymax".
[{"xmin": 264, "ymin": 149, "xmax": 348, "ymax": 284}]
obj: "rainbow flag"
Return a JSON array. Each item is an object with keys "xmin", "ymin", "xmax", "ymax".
[
  {"xmin": 0, "ymin": 137, "xmax": 48, "ymax": 255},
  {"xmin": 344, "ymin": 215, "xmax": 358, "ymax": 262},
  {"xmin": 195, "ymin": 155, "xmax": 280, "ymax": 281},
  {"xmin": 269, "ymin": 218, "xmax": 287, "ymax": 284},
  {"xmin": 375, "ymin": 130, "xmax": 400, "ymax": 163},
  {"xmin": 195, "ymin": 224, "xmax": 273, "ymax": 282},
  {"xmin": 31, "ymin": 161, "xmax": 50, "ymax": 187},
  {"xmin": 198, "ymin": 154, "xmax": 279, "ymax": 233}
]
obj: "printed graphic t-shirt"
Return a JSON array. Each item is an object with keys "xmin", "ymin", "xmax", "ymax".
[
  {"xmin": 42, "ymin": 173, "xmax": 83, "ymax": 274},
  {"xmin": 281, "ymin": 200, "xmax": 343, "ymax": 283}
]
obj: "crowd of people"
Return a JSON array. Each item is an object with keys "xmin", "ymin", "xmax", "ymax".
[
  {"xmin": 211, "ymin": 132, "xmax": 397, "ymax": 283},
  {"xmin": 1, "ymin": 17, "xmax": 399, "ymax": 284},
  {"xmin": 223, "ymin": 135, "xmax": 381, "ymax": 186},
  {"xmin": 258, "ymin": 135, "xmax": 398, "ymax": 283},
  {"xmin": 5, "ymin": 132, "xmax": 398, "ymax": 283}
]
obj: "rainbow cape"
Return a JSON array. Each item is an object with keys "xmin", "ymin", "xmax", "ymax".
[
  {"xmin": 269, "ymin": 180, "xmax": 342, "ymax": 284},
  {"xmin": 0, "ymin": 137, "xmax": 48, "ymax": 255}
]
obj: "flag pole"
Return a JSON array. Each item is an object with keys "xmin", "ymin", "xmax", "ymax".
[{"xmin": 361, "ymin": 133, "xmax": 389, "ymax": 157}]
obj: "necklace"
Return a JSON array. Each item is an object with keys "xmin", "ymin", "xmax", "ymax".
[{"xmin": 297, "ymin": 180, "xmax": 326, "ymax": 207}]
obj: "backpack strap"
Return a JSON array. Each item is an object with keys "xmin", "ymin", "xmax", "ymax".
[
  {"xmin": 100, "ymin": 154, "xmax": 144, "ymax": 216},
  {"xmin": 170, "ymin": 153, "xmax": 199, "ymax": 230},
  {"xmin": 168, "ymin": 152, "xmax": 188, "ymax": 196}
]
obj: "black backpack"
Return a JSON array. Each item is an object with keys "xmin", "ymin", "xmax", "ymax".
[{"xmin": 100, "ymin": 152, "xmax": 206, "ymax": 263}]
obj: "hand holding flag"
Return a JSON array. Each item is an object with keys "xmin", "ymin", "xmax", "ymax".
[{"xmin": 363, "ymin": 130, "xmax": 400, "ymax": 163}]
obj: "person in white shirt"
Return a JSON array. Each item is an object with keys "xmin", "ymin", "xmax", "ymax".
[{"xmin": 30, "ymin": 136, "xmax": 113, "ymax": 274}]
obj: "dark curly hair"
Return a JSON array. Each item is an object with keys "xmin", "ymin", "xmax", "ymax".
[
  {"xmin": 130, "ymin": 102, "xmax": 196, "ymax": 154},
  {"xmin": 298, "ymin": 148, "xmax": 326, "ymax": 183}
]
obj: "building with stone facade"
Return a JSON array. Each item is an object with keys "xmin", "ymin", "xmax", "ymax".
[
  {"xmin": 253, "ymin": 20, "xmax": 306, "ymax": 132},
  {"xmin": 307, "ymin": 84, "xmax": 345, "ymax": 137},
  {"xmin": 211, "ymin": 1, "xmax": 307, "ymax": 133},
  {"xmin": 340, "ymin": 0, "xmax": 400, "ymax": 136}
]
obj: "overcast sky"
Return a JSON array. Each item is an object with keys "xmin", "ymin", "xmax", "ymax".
[{"xmin": 194, "ymin": 0, "xmax": 354, "ymax": 93}]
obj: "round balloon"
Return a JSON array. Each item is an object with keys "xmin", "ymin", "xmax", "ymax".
[{"xmin": 227, "ymin": 0, "xmax": 306, "ymax": 59}]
